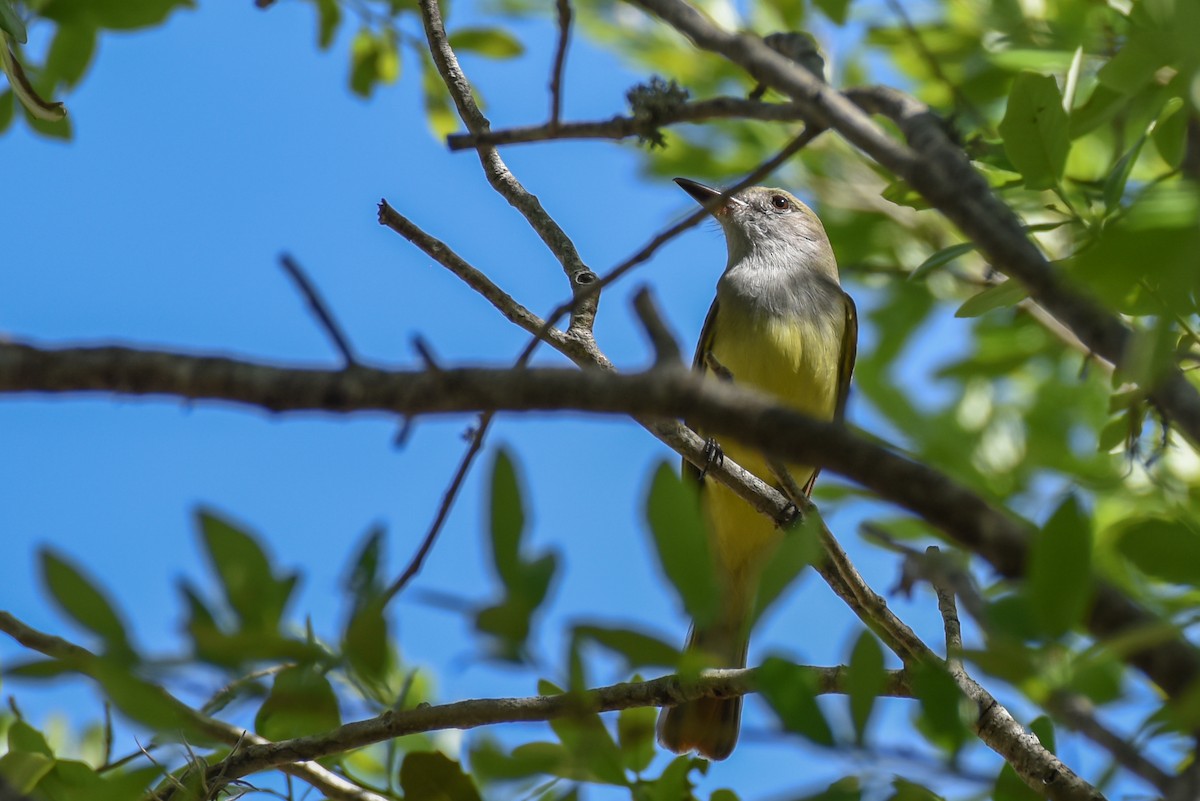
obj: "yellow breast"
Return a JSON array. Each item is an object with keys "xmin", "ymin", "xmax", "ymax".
[{"xmin": 700, "ymin": 305, "xmax": 843, "ymax": 592}]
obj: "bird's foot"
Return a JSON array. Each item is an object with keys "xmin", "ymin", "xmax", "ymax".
[
  {"xmin": 703, "ymin": 351, "xmax": 734, "ymax": 382},
  {"xmin": 698, "ymin": 438, "xmax": 725, "ymax": 480}
]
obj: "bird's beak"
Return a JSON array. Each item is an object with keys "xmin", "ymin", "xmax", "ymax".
[{"xmin": 674, "ymin": 177, "xmax": 742, "ymax": 216}]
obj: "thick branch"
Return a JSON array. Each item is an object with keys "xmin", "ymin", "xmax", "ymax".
[
  {"xmin": 3, "ymin": 342, "xmax": 1194, "ymax": 699},
  {"xmin": 622, "ymin": 0, "xmax": 1200, "ymax": 445}
]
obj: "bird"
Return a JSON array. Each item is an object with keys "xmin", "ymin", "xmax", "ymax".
[{"xmin": 657, "ymin": 177, "xmax": 857, "ymax": 761}]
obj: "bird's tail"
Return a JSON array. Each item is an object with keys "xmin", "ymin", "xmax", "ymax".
[{"xmin": 656, "ymin": 617, "xmax": 750, "ymax": 761}]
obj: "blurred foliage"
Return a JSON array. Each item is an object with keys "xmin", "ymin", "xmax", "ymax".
[{"xmin": 5, "ymin": 0, "xmax": 1200, "ymax": 799}]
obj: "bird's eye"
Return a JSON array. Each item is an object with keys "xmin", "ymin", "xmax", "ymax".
[{"xmin": 771, "ymin": 195, "xmax": 791, "ymax": 211}]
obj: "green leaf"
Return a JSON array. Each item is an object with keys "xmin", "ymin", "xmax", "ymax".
[
  {"xmin": 0, "ymin": 90, "xmax": 14, "ymax": 133},
  {"xmin": 448, "ymin": 27, "xmax": 524, "ymax": 59},
  {"xmin": 954, "ymin": 280, "xmax": 1028, "ymax": 318},
  {"xmin": 812, "ymin": 0, "xmax": 850, "ymax": 25},
  {"xmin": 911, "ymin": 661, "xmax": 968, "ymax": 755},
  {"xmin": 1103, "ymin": 134, "xmax": 1147, "ymax": 213},
  {"xmin": 711, "ymin": 791, "xmax": 740, "ymax": 801},
  {"xmin": 1153, "ymin": 96, "xmax": 1188, "ymax": 168},
  {"xmin": 45, "ymin": 23, "xmax": 96, "ymax": 88},
  {"xmin": 344, "ymin": 525, "xmax": 385, "ymax": 604},
  {"xmin": 1116, "ymin": 517, "xmax": 1200, "ymax": 585},
  {"xmin": 0, "ymin": 0, "xmax": 27, "ymax": 43},
  {"xmin": 646, "ymin": 755, "xmax": 701, "ymax": 801},
  {"xmin": 574, "ymin": 624, "xmax": 679, "ymax": 668},
  {"xmin": 1029, "ymin": 495, "xmax": 1092, "ymax": 637},
  {"xmin": 998, "ymin": 72, "xmax": 1070, "ymax": 190},
  {"xmin": 420, "ymin": 49, "xmax": 459, "ymax": 141},
  {"xmin": 887, "ymin": 778, "xmax": 944, "ymax": 801},
  {"xmin": 314, "ymin": 0, "xmax": 340, "ymax": 50},
  {"xmin": 489, "ymin": 448, "xmax": 525, "ymax": 587},
  {"xmin": 92, "ymin": 660, "xmax": 198, "ymax": 736},
  {"xmin": 0, "ymin": 751, "xmax": 54, "ymax": 795},
  {"xmin": 400, "ymin": 751, "xmax": 483, "ymax": 801},
  {"xmin": 1096, "ymin": 31, "xmax": 1167, "ymax": 95},
  {"xmin": 349, "ymin": 29, "xmax": 400, "ymax": 98},
  {"xmin": 540, "ymin": 682, "xmax": 626, "ymax": 785},
  {"xmin": 470, "ymin": 739, "xmax": 569, "ymax": 782},
  {"xmin": 40, "ymin": 549, "xmax": 130, "ymax": 654},
  {"xmin": 797, "ymin": 778, "xmax": 861, "ymax": 801},
  {"xmin": 255, "ymin": 666, "xmax": 341, "ymax": 741},
  {"xmin": 644, "ymin": 462, "xmax": 719, "ymax": 628},
  {"xmin": 758, "ymin": 657, "xmax": 834, "ymax": 746},
  {"xmin": 343, "ymin": 597, "xmax": 391, "ymax": 684},
  {"xmin": 41, "ymin": 0, "xmax": 194, "ymax": 30},
  {"xmin": 8, "ymin": 721, "xmax": 53, "ymax": 757},
  {"xmin": 846, "ymin": 631, "xmax": 886, "ymax": 743},
  {"xmin": 617, "ymin": 704, "xmax": 657, "ymax": 774},
  {"xmin": 880, "ymin": 178, "xmax": 930, "ymax": 210},
  {"xmin": 1029, "ymin": 715, "xmax": 1056, "ymax": 753},
  {"xmin": 910, "ymin": 242, "xmax": 976, "ymax": 280},
  {"xmin": 753, "ymin": 512, "xmax": 820, "ymax": 624},
  {"xmin": 197, "ymin": 509, "xmax": 297, "ymax": 633}
]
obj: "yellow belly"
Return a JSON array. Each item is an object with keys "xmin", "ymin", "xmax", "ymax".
[{"xmin": 701, "ymin": 308, "xmax": 842, "ymax": 600}]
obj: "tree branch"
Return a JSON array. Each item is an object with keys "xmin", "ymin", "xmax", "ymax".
[
  {"xmin": 278, "ymin": 254, "xmax": 359, "ymax": 368},
  {"xmin": 548, "ymin": 0, "xmax": 571, "ymax": 126},
  {"xmin": 445, "ymin": 96, "xmax": 816, "ymax": 150},
  {"xmin": 621, "ymin": 0, "xmax": 1200, "ymax": 446},
  {"xmin": 186, "ymin": 665, "xmax": 906, "ymax": 793},
  {"xmin": 4, "ymin": 341, "xmax": 1194, "ymax": 701}
]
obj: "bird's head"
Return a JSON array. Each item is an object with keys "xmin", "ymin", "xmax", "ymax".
[{"xmin": 674, "ymin": 177, "xmax": 832, "ymax": 268}]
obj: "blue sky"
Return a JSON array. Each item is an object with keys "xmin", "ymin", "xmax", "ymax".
[{"xmin": 0, "ymin": 2, "xmax": 1048, "ymax": 799}]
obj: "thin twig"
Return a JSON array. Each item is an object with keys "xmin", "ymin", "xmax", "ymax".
[
  {"xmin": 549, "ymin": 0, "xmax": 572, "ymax": 126},
  {"xmin": 926, "ymin": 546, "xmax": 963, "ymax": 664},
  {"xmin": 631, "ymin": 286, "xmax": 683, "ymax": 366},
  {"xmin": 383, "ymin": 413, "xmax": 491, "ymax": 601},
  {"xmin": 1045, "ymin": 692, "xmax": 1172, "ymax": 793},
  {"xmin": 278, "ymin": 254, "xmax": 358, "ymax": 368}
]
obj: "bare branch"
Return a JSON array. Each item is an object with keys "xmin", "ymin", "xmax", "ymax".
[
  {"xmin": 631, "ymin": 286, "xmax": 683, "ymax": 366},
  {"xmin": 1046, "ymin": 692, "xmax": 1173, "ymax": 794},
  {"xmin": 549, "ymin": 0, "xmax": 572, "ymax": 126},
  {"xmin": 279, "ymin": 254, "xmax": 358, "ymax": 368},
  {"xmin": 926, "ymin": 546, "xmax": 964, "ymax": 661},
  {"xmin": 383, "ymin": 413, "xmax": 491, "ymax": 602}
]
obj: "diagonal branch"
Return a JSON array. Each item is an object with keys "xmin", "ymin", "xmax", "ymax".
[{"xmin": 279, "ymin": 254, "xmax": 359, "ymax": 368}]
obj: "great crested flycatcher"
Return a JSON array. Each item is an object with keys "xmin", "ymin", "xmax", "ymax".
[{"xmin": 657, "ymin": 177, "xmax": 858, "ymax": 761}]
